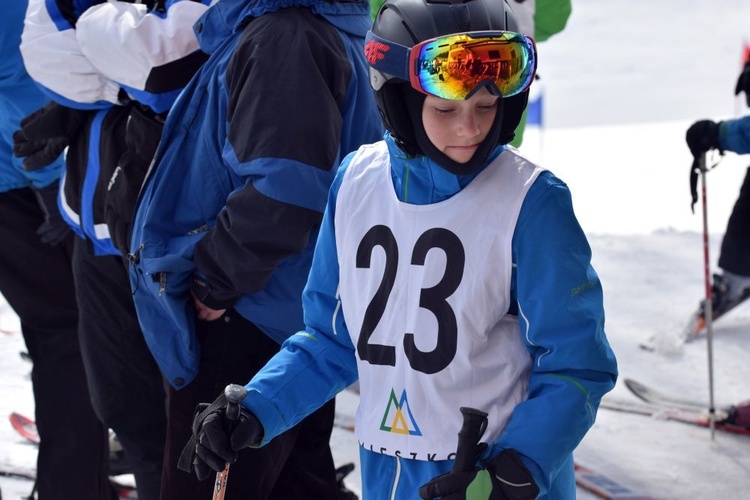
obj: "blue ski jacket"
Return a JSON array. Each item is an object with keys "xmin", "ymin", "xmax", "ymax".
[
  {"xmin": 0, "ymin": 1, "xmax": 63, "ymax": 193},
  {"xmin": 239, "ymin": 134, "xmax": 618, "ymax": 498},
  {"xmin": 129, "ymin": 0, "xmax": 383, "ymax": 388},
  {"xmin": 720, "ymin": 116, "xmax": 750, "ymax": 154}
]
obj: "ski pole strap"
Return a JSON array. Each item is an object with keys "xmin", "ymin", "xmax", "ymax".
[
  {"xmin": 690, "ymin": 157, "xmax": 700, "ymax": 214},
  {"xmin": 690, "ymin": 153, "xmax": 724, "ymax": 214},
  {"xmin": 176, "ymin": 392, "xmax": 229, "ymax": 473}
]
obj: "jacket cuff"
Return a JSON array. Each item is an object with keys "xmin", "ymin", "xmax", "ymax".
[{"xmin": 190, "ymin": 276, "xmax": 241, "ymax": 311}]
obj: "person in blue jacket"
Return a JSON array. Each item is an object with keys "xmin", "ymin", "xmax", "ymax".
[
  {"xmin": 13, "ymin": 1, "xmax": 214, "ymax": 498},
  {"xmin": 0, "ymin": 2, "xmax": 115, "ymax": 498},
  {"xmin": 188, "ymin": 0, "xmax": 619, "ymax": 498},
  {"xmin": 127, "ymin": 0, "xmax": 383, "ymax": 497},
  {"xmin": 685, "ymin": 61, "xmax": 750, "ymax": 322}
]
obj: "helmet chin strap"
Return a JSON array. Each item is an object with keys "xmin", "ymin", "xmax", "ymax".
[{"xmin": 403, "ymin": 87, "xmax": 506, "ymax": 176}]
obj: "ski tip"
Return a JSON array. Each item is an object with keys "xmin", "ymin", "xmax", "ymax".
[
  {"xmin": 9, "ymin": 412, "xmax": 34, "ymax": 426},
  {"xmin": 683, "ymin": 315, "xmax": 705, "ymax": 342},
  {"xmin": 623, "ymin": 379, "xmax": 647, "ymax": 399},
  {"xmin": 9, "ymin": 412, "xmax": 40, "ymax": 444}
]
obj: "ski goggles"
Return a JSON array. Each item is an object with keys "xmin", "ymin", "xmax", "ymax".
[{"xmin": 365, "ymin": 30, "xmax": 537, "ymax": 100}]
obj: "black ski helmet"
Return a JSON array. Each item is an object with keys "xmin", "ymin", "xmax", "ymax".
[{"xmin": 369, "ymin": 0, "xmax": 532, "ymax": 174}]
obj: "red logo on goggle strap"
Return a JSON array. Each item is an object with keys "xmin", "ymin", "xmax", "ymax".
[{"xmin": 365, "ymin": 39, "xmax": 390, "ymax": 65}]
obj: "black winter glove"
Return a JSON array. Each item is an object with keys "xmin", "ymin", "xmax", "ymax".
[
  {"xmin": 193, "ymin": 406, "xmax": 263, "ymax": 480},
  {"xmin": 12, "ymin": 102, "xmax": 89, "ymax": 171},
  {"xmin": 180, "ymin": 385, "xmax": 263, "ymax": 481},
  {"xmin": 32, "ymin": 182, "xmax": 71, "ymax": 246},
  {"xmin": 735, "ymin": 61, "xmax": 750, "ymax": 107},
  {"xmin": 685, "ymin": 120, "xmax": 721, "ymax": 157},
  {"xmin": 419, "ymin": 449, "xmax": 539, "ymax": 500}
]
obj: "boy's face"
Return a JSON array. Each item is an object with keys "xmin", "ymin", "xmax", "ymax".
[{"xmin": 421, "ymin": 87, "xmax": 499, "ymax": 165}]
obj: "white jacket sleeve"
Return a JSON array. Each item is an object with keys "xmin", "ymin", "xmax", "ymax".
[
  {"xmin": 76, "ymin": 1, "xmax": 209, "ymax": 91},
  {"xmin": 20, "ymin": 0, "xmax": 121, "ymax": 105}
]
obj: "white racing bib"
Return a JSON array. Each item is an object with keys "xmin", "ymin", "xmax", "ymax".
[{"xmin": 335, "ymin": 142, "xmax": 544, "ymax": 461}]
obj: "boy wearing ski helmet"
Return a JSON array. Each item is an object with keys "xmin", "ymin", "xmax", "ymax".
[{"xmin": 189, "ymin": 0, "xmax": 618, "ymax": 498}]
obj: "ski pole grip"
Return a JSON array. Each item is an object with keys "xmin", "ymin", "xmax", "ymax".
[
  {"xmin": 212, "ymin": 384, "xmax": 248, "ymax": 500},
  {"xmin": 452, "ymin": 407, "xmax": 489, "ymax": 473},
  {"xmin": 224, "ymin": 384, "xmax": 248, "ymax": 421}
]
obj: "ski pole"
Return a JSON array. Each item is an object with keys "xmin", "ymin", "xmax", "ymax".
[
  {"xmin": 698, "ymin": 152, "xmax": 717, "ymax": 439},
  {"xmin": 212, "ymin": 384, "xmax": 248, "ymax": 500},
  {"xmin": 420, "ymin": 408, "xmax": 489, "ymax": 500},
  {"xmin": 452, "ymin": 407, "xmax": 489, "ymax": 474}
]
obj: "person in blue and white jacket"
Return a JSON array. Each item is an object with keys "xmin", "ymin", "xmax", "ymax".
[
  {"xmin": 14, "ymin": 2, "xmax": 213, "ymax": 498},
  {"xmin": 126, "ymin": 0, "xmax": 383, "ymax": 497},
  {"xmin": 1, "ymin": 3, "xmax": 115, "ymax": 498},
  {"xmin": 190, "ymin": 0, "xmax": 618, "ymax": 499}
]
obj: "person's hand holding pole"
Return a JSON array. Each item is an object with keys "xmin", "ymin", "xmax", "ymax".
[{"xmin": 211, "ymin": 384, "xmax": 248, "ymax": 500}]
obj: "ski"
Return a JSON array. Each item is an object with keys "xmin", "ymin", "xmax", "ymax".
[
  {"xmin": 623, "ymin": 378, "xmax": 730, "ymax": 412},
  {"xmin": 9, "ymin": 412, "xmax": 38, "ymax": 444},
  {"xmin": 0, "ymin": 467, "xmax": 137, "ymax": 498},
  {"xmin": 0, "ymin": 468, "xmax": 35, "ymax": 481},
  {"xmin": 9, "ymin": 412, "xmax": 134, "ymax": 476},
  {"xmin": 573, "ymin": 463, "xmax": 654, "ymax": 499},
  {"xmin": 599, "ymin": 396, "xmax": 750, "ymax": 436}
]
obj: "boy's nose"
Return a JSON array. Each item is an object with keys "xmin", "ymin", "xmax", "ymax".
[{"xmin": 457, "ymin": 113, "xmax": 481, "ymax": 138}]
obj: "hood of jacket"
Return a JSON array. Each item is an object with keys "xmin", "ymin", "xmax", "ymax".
[{"xmin": 195, "ymin": 0, "xmax": 371, "ymax": 54}]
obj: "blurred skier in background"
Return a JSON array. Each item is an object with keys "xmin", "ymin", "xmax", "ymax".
[{"xmin": 685, "ymin": 59, "xmax": 750, "ymax": 329}]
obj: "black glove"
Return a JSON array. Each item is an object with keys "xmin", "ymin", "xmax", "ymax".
[
  {"xmin": 685, "ymin": 120, "xmax": 721, "ymax": 157},
  {"xmin": 12, "ymin": 102, "xmax": 89, "ymax": 171},
  {"xmin": 735, "ymin": 61, "xmax": 750, "ymax": 107},
  {"xmin": 419, "ymin": 449, "xmax": 539, "ymax": 500},
  {"xmin": 32, "ymin": 182, "xmax": 71, "ymax": 246},
  {"xmin": 192, "ymin": 405, "xmax": 264, "ymax": 481}
]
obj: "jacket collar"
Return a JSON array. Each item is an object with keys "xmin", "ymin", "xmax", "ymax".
[
  {"xmin": 384, "ymin": 134, "xmax": 505, "ymax": 204},
  {"xmin": 194, "ymin": 0, "xmax": 370, "ymax": 54}
]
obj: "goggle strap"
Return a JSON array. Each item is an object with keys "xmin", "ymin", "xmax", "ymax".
[{"xmin": 364, "ymin": 31, "xmax": 411, "ymax": 81}]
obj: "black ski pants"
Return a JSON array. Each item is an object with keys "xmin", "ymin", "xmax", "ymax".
[
  {"xmin": 72, "ymin": 237, "xmax": 167, "ymax": 500},
  {"xmin": 719, "ymin": 166, "xmax": 750, "ymax": 276},
  {"xmin": 0, "ymin": 187, "xmax": 113, "ymax": 500},
  {"xmin": 160, "ymin": 309, "xmax": 338, "ymax": 500}
]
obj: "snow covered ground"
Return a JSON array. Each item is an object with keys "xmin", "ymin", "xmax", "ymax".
[{"xmin": 3, "ymin": 0, "xmax": 750, "ymax": 498}]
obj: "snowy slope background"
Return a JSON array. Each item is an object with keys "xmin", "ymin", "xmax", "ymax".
[{"xmin": 3, "ymin": 0, "xmax": 750, "ymax": 497}]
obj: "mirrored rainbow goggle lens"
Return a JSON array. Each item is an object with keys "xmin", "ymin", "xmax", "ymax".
[
  {"xmin": 411, "ymin": 32, "xmax": 536, "ymax": 100},
  {"xmin": 365, "ymin": 30, "xmax": 537, "ymax": 101}
]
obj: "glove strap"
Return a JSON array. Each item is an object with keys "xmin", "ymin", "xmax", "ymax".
[{"xmin": 176, "ymin": 392, "xmax": 229, "ymax": 473}]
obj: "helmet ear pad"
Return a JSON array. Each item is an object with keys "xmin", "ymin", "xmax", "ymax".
[
  {"xmin": 499, "ymin": 90, "xmax": 529, "ymax": 145},
  {"xmin": 375, "ymin": 82, "xmax": 422, "ymax": 156},
  {"xmin": 404, "ymin": 85, "xmax": 506, "ymax": 176}
]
